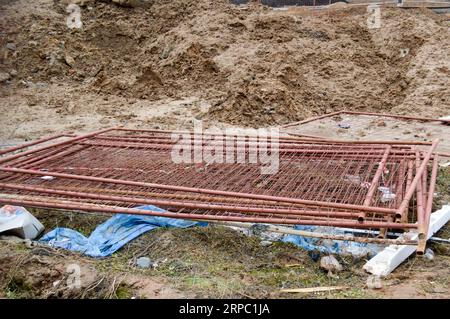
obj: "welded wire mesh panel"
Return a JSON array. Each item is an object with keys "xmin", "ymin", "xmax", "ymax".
[{"xmin": 0, "ymin": 128, "xmax": 438, "ymax": 244}]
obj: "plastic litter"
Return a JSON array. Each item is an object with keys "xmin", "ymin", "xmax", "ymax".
[
  {"xmin": 0, "ymin": 205, "xmax": 44, "ymax": 239},
  {"xmin": 282, "ymin": 225, "xmax": 381, "ymax": 257},
  {"xmin": 338, "ymin": 122, "xmax": 351, "ymax": 129},
  {"xmin": 40, "ymin": 205, "xmax": 207, "ymax": 257},
  {"xmin": 378, "ymin": 186, "xmax": 396, "ymax": 203},
  {"xmin": 136, "ymin": 257, "xmax": 153, "ymax": 269},
  {"xmin": 424, "ymin": 248, "xmax": 435, "ymax": 261}
]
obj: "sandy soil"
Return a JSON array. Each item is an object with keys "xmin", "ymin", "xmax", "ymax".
[
  {"xmin": 1, "ymin": 0, "xmax": 449, "ymax": 141},
  {"xmin": 283, "ymin": 113, "xmax": 450, "ymax": 156}
]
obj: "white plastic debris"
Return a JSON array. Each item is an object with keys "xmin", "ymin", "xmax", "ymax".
[
  {"xmin": 378, "ymin": 186, "xmax": 396, "ymax": 203},
  {"xmin": 0, "ymin": 205, "xmax": 44, "ymax": 239},
  {"xmin": 40, "ymin": 175, "xmax": 55, "ymax": 181},
  {"xmin": 338, "ymin": 122, "xmax": 350, "ymax": 129},
  {"xmin": 363, "ymin": 205, "xmax": 450, "ymax": 276},
  {"xmin": 399, "ymin": 48, "xmax": 409, "ymax": 58},
  {"xmin": 136, "ymin": 257, "xmax": 152, "ymax": 269},
  {"xmin": 423, "ymin": 248, "xmax": 435, "ymax": 261}
]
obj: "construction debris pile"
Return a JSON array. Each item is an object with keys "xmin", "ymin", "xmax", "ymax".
[{"xmin": 0, "ymin": 127, "xmax": 441, "ymax": 253}]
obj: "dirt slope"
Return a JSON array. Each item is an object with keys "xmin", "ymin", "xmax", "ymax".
[{"xmin": 0, "ymin": 0, "xmax": 449, "ymax": 132}]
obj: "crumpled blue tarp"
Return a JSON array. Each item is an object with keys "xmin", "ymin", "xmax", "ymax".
[
  {"xmin": 40, "ymin": 205, "xmax": 206, "ymax": 257},
  {"xmin": 282, "ymin": 225, "xmax": 381, "ymax": 257}
]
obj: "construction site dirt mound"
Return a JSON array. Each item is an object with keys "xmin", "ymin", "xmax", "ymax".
[{"xmin": 0, "ymin": 0, "xmax": 449, "ymax": 130}]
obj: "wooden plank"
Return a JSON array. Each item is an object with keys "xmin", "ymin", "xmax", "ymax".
[{"xmin": 280, "ymin": 286, "xmax": 349, "ymax": 293}]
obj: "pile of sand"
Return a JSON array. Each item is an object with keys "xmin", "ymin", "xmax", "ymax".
[{"xmin": 0, "ymin": 0, "xmax": 449, "ymax": 128}]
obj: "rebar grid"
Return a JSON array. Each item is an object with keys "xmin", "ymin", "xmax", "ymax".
[{"xmin": 0, "ymin": 128, "xmax": 439, "ymax": 250}]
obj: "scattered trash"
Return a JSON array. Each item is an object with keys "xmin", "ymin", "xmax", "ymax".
[
  {"xmin": 366, "ymin": 275, "xmax": 382, "ymax": 289},
  {"xmin": 40, "ymin": 175, "xmax": 55, "ymax": 181},
  {"xmin": 338, "ymin": 122, "xmax": 350, "ymax": 129},
  {"xmin": 320, "ymin": 255, "xmax": 343, "ymax": 274},
  {"xmin": 0, "ymin": 205, "xmax": 44, "ymax": 239},
  {"xmin": 280, "ymin": 286, "xmax": 349, "ymax": 294},
  {"xmin": 66, "ymin": 3, "xmax": 83, "ymax": 29},
  {"xmin": 136, "ymin": 257, "xmax": 153, "ymax": 269},
  {"xmin": 40, "ymin": 205, "xmax": 207, "ymax": 257},
  {"xmin": 378, "ymin": 186, "xmax": 396, "ymax": 203},
  {"xmin": 345, "ymin": 174, "xmax": 361, "ymax": 184},
  {"xmin": 248, "ymin": 224, "xmax": 284, "ymax": 242},
  {"xmin": 283, "ymin": 225, "xmax": 381, "ymax": 258},
  {"xmin": 423, "ymin": 248, "xmax": 435, "ymax": 261},
  {"xmin": 399, "ymin": 48, "xmax": 409, "ymax": 58},
  {"xmin": 22, "ymin": 238, "xmax": 37, "ymax": 249}
]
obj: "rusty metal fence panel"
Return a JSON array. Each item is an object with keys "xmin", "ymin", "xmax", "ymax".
[{"xmin": 0, "ymin": 128, "xmax": 439, "ymax": 251}]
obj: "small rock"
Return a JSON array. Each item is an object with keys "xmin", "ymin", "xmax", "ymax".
[
  {"xmin": 24, "ymin": 239, "xmax": 34, "ymax": 249},
  {"xmin": 320, "ymin": 255, "xmax": 343, "ymax": 273},
  {"xmin": 136, "ymin": 256, "xmax": 152, "ymax": 269},
  {"xmin": 366, "ymin": 275, "xmax": 382, "ymax": 289},
  {"xmin": 9, "ymin": 69, "xmax": 17, "ymax": 77},
  {"xmin": 6, "ymin": 42, "xmax": 16, "ymax": 51},
  {"xmin": 424, "ymin": 248, "xmax": 434, "ymax": 261},
  {"xmin": 64, "ymin": 53, "xmax": 76, "ymax": 67}
]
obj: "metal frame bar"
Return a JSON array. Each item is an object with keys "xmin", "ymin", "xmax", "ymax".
[{"xmin": 280, "ymin": 110, "xmax": 450, "ymax": 129}]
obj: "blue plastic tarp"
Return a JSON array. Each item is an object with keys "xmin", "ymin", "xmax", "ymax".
[
  {"xmin": 40, "ymin": 205, "xmax": 206, "ymax": 257},
  {"xmin": 282, "ymin": 225, "xmax": 381, "ymax": 257}
]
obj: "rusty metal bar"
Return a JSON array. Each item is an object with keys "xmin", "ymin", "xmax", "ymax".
[
  {"xmin": 343, "ymin": 111, "xmax": 450, "ymax": 124},
  {"xmin": 415, "ymin": 151, "xmax": 426, "ymax": 240},
  {"xmin": 417, "ymin": 155, "xmax": 439, "ymax": 254},
  {"xmin": 0, "ymin": 196, "xmax": 417, "ymax": 229},
  {"xmin": 0, "ymin": 182, "xmax": 371, "ymax": 219},
  {"xmin": 399, "ymin": 160, "xmax": 414, "ymax": 223},
  {"xmin": 282, "ymin": 132, "xmax": 434, "ymax": 146},
  {"xmin": 0, "ymin": 166, "xmax": 398, "ymax": 214},
  {"xmin": 280, "ymin": 111, "xmax": 343, "ymax": 128},
  {"xmin": 395, "ymin": 139, "xmax": 439, "ymax": 232},
  {"xmin": 0, "ymin": 127, "xmax": 117, "ymax": 165},
  {"xmin": 0, "ymin": 134, "xmax": 72, "ymax": 156},
  {"xmin": 358, "ymin": 146, "xmax": 391, "ymax": 221}
]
